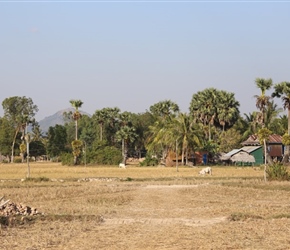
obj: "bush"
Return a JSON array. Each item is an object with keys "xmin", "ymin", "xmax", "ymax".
[
  {"xmin": 93, "ymin": 146, "xmax": 123, "ymax": 165},
  {"xmin": 266, "ymin": 162, "xmax": 290, "ymax": 181},
  {"xmin": 140, "ymin": 155, "xmax": 159, "ymax": 167},
  {"xmin": 61, "ymin": 153, "xmax": 74, "ymax": 166}
]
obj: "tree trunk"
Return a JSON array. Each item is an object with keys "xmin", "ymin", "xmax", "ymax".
[
  {"xmin": 100, "ymin": 124, "xmax": 103, "ymax": 141},
  {"xmin": 264, "ymin": 138, "xmax": 267, "ymax": 182},
  {"xmin": 176, "ymin": 139, "xmax": 178, "ymax": 172},
  {"xmin": 11, "ymin": 127, "xmax": 20, "ymax": 163},
  {"xmin": 122, "ymin": 139, "xmax": 126, "ymax": 164},
  {"xmin": 185, "ymin": 147, "xmax": 189, "ymax": 165},
  {"xmin": 75, "ymin": 120, "xmax": 78, "ymax": 140},
  {"xmin": 181, "ymin": 145, "xmax": 185, "ymax": 165}
]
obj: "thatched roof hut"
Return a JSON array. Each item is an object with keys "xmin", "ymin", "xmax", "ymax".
[{"xmin": 230, "ymin": 151, "xmax": 255, "ymax": 163}]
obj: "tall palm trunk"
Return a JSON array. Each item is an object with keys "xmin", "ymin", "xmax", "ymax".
[
  {"xmin": 75, "ymin": 120, "xmax": 78, "ymax": 140},
  {"xmin": 283, "ymin": 108, "xmax": 290, "ymax": 164},
  {"xmin": 264, "ymin": 138, "xmax": 267, "ymax": 182}
]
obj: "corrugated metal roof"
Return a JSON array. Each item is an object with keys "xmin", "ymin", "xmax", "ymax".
[
  {"xmin": 221, "ymin": 149, "xmax": 242, "ymax": 160},
  {"xmin": 241, "ymin": 146, "xmax": 262, "ymax": 153},
  {"xmin": 242, "ymin": 134, "xmax": 283, "ymax": 145},
  {"xmin": 269, "ymin": 134, "xmax": 283, "ymax": 143}
]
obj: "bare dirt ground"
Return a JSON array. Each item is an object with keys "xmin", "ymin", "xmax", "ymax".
[{"xmin": 1, "ymin": 165, "xmax": 290, "ymax": 249}]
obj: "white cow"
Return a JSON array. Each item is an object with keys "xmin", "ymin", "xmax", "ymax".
[
  {"xmin": 199, "ymin": 167, "xmax": 212, "ymax": 175},
  {"xmin": 119, "ymin": 163, "xmax": 126, "ymax": 169}
]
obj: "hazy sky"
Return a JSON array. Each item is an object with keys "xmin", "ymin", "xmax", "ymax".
[{"xmin": 1, "ymin": 1, "xmax": 290, "ymax": 121}]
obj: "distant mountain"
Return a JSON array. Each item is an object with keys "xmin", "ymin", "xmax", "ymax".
[{"xmin": 38, "ymin": 108, "xmax": 91, "ymax": 134}]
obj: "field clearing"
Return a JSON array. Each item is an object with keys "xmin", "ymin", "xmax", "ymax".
[
  {"xmin": 0, "ymin": 162, "xmax": 263, "ymax": 180},
  {"xmin": 1, "ymin": 163, "xmax": 290, "ymax": 249}
]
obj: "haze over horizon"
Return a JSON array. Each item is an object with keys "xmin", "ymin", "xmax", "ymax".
[{"xmin": 1, "ymin": 1, "xmax": 289, "ymax": 121}]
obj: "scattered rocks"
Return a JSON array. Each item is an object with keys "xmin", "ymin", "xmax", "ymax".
[{"xmin": 0, "ymin": 196, "xmax": 41, "ymax": 217}]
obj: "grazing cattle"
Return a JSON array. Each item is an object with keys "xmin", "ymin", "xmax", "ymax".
[
  {"xmin": 119, "ymin": 163, "xmax": 126, "ymax": 168},
  {"xmin": 199, "ymin": 167, "xmax": 212, "ymax": 175}
]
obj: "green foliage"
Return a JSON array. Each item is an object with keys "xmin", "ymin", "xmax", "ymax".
[
  {"xmin": 47, "ymin": 124, "xmax": 69, "ymax": 157},
  {"xmin": 257, "ymin": 128, "xmax": 272, "ymax": 145},
  {"xmin": 0, "ymin": 117, "xmax": 14, "ymax": 155},
  {"xmin": 282, "ymin": 134, "xmax": 290, "ymax": 146},
  {"xmin": 29, "ymin": 140, "xmax": 46, "ymax": 157},
  {"xmin": 2, "ymin": 96, "xmax": 38, "ymax": 161},
  {"xmin": 71, "ymin": 140, "xmax": 83, "ymax": 157},
  {"xmin": 149, "ymin": 100, "xmax": 179, "ymax": 119},
  {"xmin": 266, "ymin": 162, "xmax": 290, "ymax": 181},
  {"xmin": 61, "ymin": 152, "xmax": 74, "ymax": 166},
  {"xmin": 91, "ymin": 145, "xmax": 123, "ymax": 165},
  {"xmin": 190, "ymin": 88, "xmax": 240, "ymax": 132},
  {"xmin": 140, "ymin": 155, "xmax": 159, "ymax": 166},
  {"xmin": 19, "ymin": 143, "xmax": 26, "ymax": 154},
  {"xmin": 218, "ymin": 129, "xmax": 242, "ymax": 153}
]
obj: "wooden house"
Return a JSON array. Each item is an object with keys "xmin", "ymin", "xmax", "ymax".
[{"xmin": 241, "ymin": 134, "xmax": 283, "ymax": 161}]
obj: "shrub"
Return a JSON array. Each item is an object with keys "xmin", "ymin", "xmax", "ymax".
[
  {"xmin": 61, "ymin": 153, "xmax": 74, "ymax": 166},
  {"xmin": 140, "ymin": 155, "xmax": 159, "ymax": 167},
  {"xmin": 266, "ymin": 162, "xmax": 290, "ymax": 181},
  {"xmin": 93, "ymin": 146, "xmax": 123, "ymax": 165}
]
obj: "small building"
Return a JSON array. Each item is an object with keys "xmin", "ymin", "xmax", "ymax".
[
  {"xmin": 221, "ymin": 146, "xmax": 263, "ymax": 165},
  {"xmin": 241, "ymin": 134, "xmax": 283, "ymax": 161}
]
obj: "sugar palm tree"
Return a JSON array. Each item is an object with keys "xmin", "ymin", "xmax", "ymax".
[
  {"xmin": 254, "ymin": 78, "xmax": 273, "ymax": 126},
  {"xmin": 272, "ymin": 81, "xmax": 290, "ymax": 162},
  {"xmin": 254, "ymin": 78, "xmax": 273, "ymax": 166},
  {"xmin": 217, "ymin": 90, "xmax": 240, "ymax": 131},
  {"xmin": 116, "ymin": 125, "xmax": 137, "ymax": 164},
  {"xmin": 149, "ymin": 100, "xmax": 179, "ymax": 121},
  {"xmin": 190, "ymin": 88, "xmax": 218, "ymax": 141},
  {"xmin": 69, "ymin": 99, "xmax": 83, "ymax": 140},
  {"xmin": 93, "ymin": 109, "xmax": 108, "ymax": 141}
]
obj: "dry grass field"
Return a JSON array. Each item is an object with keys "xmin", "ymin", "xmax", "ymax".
[{"xmin": 1, "ymin": 162, "xmax": 290, "ymax": 250}]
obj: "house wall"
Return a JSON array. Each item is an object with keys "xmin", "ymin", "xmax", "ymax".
[
  {"xmin": 251, "ymin": 148, "xmax": 264, "ymax": 165},
  {"xmin": 268, "ymin": 144, "xmax": 283, "ymax": 157}
]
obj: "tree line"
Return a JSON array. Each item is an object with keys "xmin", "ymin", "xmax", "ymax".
[{"xmin": 1, "ymin": 78, "xmax": 290, "ymax": 166}]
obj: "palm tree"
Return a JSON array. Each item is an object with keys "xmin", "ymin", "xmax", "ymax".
[
  {"xmin": 146, "ymin": 119, "xmax": 173, "ymax": 163},
  {"xmin": 272, "ymin": 81, "xmax": 290, "ymax": 162},
  {"xmin": 217, "ymin": 91, "xmax": 240, "ymax": 131},
  {"xmin": 69, "ymin": 99, "xmax": 83, "ymax": 140},
  {"xmin": 116, "ymin": 125, "xmax": 138, "ymax": 164},
  {"xmin": 190, "ymin": 88, "xmax": 217, "ymax": 141},
  {"xmin": 190, "ymin": 88, "xmax": 240, "ymax": 140},
  {"xmin": 254, "ymin": 78, "xmax": 273, "ymax": 126},
  {"xmin": 149, "ymin": 100, "xmax": 179, "ymax": 121},
  {"xmin": 169, "ymin": 113, "xmax": 201, "ymax": 165},
  {"xmin": 93, "ymin": 109, "xmax": 108, "ymax": 141},
  {"xmin": 264, "ymin": 101, "xmax": 283, "ymax": 128},
  {"xmin": 241, "ymin": 112, "xmax": 261, "ymax": 139},
  {"xmin": 254, "ymin": 78, "xmax": 272, "ymax": 166}
]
